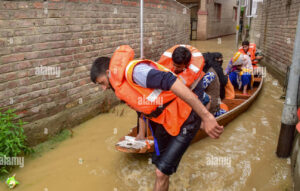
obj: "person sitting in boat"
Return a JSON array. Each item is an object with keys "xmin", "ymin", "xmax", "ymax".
[
  {"xmin": 225, "ymin": 52, "xmax": 253, "ymax": 95},
  {"xmin": 201, "ymin": 52, "xmax": 228, "ymax": 117},
  {"xmin": 211, "ymin": 52, "xmax": 235, "ymax": 100},
  {"xmin": 211, "ymin": 53, "xmax": 229, "ymax": 99},
  {"xmin": 238, "ymin": 41, "xmax": 263, "ymax": 69},
  {"xmin": 90, "ymin": 45, "xmax": 223, "ymax": 191},
  {"xmin": 202, "ymin": 52, "xmax": 228, "ymax": 100}
]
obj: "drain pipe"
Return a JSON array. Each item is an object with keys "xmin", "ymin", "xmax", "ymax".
[{"xmin": 276, "ymin": 11, "xmax": 300, "ymax": 158}]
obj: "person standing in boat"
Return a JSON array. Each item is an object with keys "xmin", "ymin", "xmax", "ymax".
[
  {"xmin": 90, "ymin": 45, "xmax": 223, "ymax": 191},
  {"xmin": 159, "ymin": 46, "xmax": 228, "ymax": 117},
  {"xmin": 136, "ymin": 45, "xmax": 211, "ymax": 140}
]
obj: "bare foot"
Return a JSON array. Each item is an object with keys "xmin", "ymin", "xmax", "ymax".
[
  {"xmin": 135, "ymin": 134, "xmax": 145, "ymax": 141},
  {"xmin": 243, "ymin": 85, "xmax": 248, "ymax": 95}
]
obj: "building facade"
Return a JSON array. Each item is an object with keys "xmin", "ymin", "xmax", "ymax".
[{"xmin": 179, "ymin": 0, "xmax": 238, "ymax": 40}]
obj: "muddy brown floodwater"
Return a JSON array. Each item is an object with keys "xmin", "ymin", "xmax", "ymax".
[{"xmin": 0, "ymin": 35, "xmax": 293, "ymax": 191}]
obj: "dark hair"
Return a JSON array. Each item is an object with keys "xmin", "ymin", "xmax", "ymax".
[
  {"xmin": 212, "ymin": 52, "xmax": 223, "ymax": 60},
  {"xmin": 202, "ymin": 52, "xmax": 214, "ymax": 73},
  {"xmin": 202, "ymin": 52, "xmax": 227, "ymax": 99},
  {"xmin": 172, "ymin": 47, "xmax": 192, "ymax": 66},
  {"xmin": 202, "ymin": 52, "xmax": 224, "ymax": 74},
  {"xmin": 242, "ymin": 41, "xmax": 250, "ymax": 46},
  {"xmin": 90, "ymin": 57, "xmax": 110, "ymax": 83}
]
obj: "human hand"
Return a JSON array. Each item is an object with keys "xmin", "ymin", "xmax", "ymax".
[{"xmin": 201, "ymin": 114, "xmax": 224, "ymax": 139}]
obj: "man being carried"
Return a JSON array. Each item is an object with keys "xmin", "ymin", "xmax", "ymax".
[{"xmin": 90, "ymin": 45, "xmax": 223, "ymax": 191}]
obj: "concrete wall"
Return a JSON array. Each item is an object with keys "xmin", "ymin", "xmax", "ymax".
[
  {"xmin": 197, "ymin": 0, "xmax": 208, "ymax": 40},
  {"xmin": 0, "ymin": 0, "xmax": 190, "ymax": 145},
  {"xmin": 197, "ymin": 0, "xmax": 237, "ymax": 39},
  {"xmin": 206, "ymin": 0, "xmax": 237, "ymax": 39},
  {"xmin": 249, "ymin": 0, "xmax": 300, "ymax": 83}
]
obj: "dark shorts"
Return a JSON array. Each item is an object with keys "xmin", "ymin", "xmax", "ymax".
[{"xmin": 150, "ymin": 110, "xmax": 201, "ymax": 176}]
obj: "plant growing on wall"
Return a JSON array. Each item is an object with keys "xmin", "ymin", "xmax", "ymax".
[{"xmin": 0, "ymin": 109, "xmax": 32, "ymax": 174}]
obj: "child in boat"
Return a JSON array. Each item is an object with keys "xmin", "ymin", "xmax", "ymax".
[{"xmin": 225, "ymin": 52, "xmax": 253, "ymax": 95}]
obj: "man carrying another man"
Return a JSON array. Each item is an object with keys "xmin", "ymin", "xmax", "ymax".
[{"xmin": 90, "ymin": 45, "xmax": 223, "ymax": 191}]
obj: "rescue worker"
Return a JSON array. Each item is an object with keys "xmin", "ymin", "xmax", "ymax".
[
  {"xmin": 137, "ymin": 45, "xmax": 209, "ymax": 141},
  {"xmin": 157, "ymin": 45, "xmax": 205, "ymax": 89},
  {"xmin": 90, "ymin": 45, "xmax": 223, "ymax": 191},
  {"xmin": 238, "ymin": 40, "xmax": 263, "ymax": 68},
  {"xmin": 158, "ymin": 46, "xmax": 227, "ymax": 117}
]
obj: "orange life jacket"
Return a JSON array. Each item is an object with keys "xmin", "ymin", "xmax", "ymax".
[
  {"xmin": 224, "ymin": 76, "xmax": 235, "ymax": 99},
  {"xmin": 239, "ymin": 43, "xmax": 258, "ymax": 65},
  {"xmin": 220, "ymin": 102, "xmax": 229, "ymax": 112},
  {"xmin": 109, "ymin": 45, "xmax": 193, "ymax": 136},
  {"xmin": 158, "ymin": 45, "xmax": 205, "ymax": 89}
]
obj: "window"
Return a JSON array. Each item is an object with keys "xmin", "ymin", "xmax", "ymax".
[
  {"xmin": 233, "ymin": 7, "xmax": 237, "ymax": 21},
  {"xmin": 214, "ymin": 3, "xmax": 221, "ymax": 22}
]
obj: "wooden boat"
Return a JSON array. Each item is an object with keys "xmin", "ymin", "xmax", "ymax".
[{"xmin": 116, "ymin": 76, "xmax": 264, "ymax": 154}]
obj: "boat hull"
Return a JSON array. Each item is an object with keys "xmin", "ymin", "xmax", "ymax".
[{"xmin": 116, "ymin": 77, "xmax": 264, "ymax": 153}]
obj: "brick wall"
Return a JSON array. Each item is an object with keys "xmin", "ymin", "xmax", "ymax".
[
  {"xmin": 249, "ymin": 0, "xmax": 300, "ymax": 79},
  {"xmin": 0, "ymin": 0, "xmax": 190, "ymax": 145}
]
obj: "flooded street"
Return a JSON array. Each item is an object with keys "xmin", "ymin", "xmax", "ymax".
[{"xmin": 0, "ymin": 35, "xmax": 293, "ymax": 191}]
